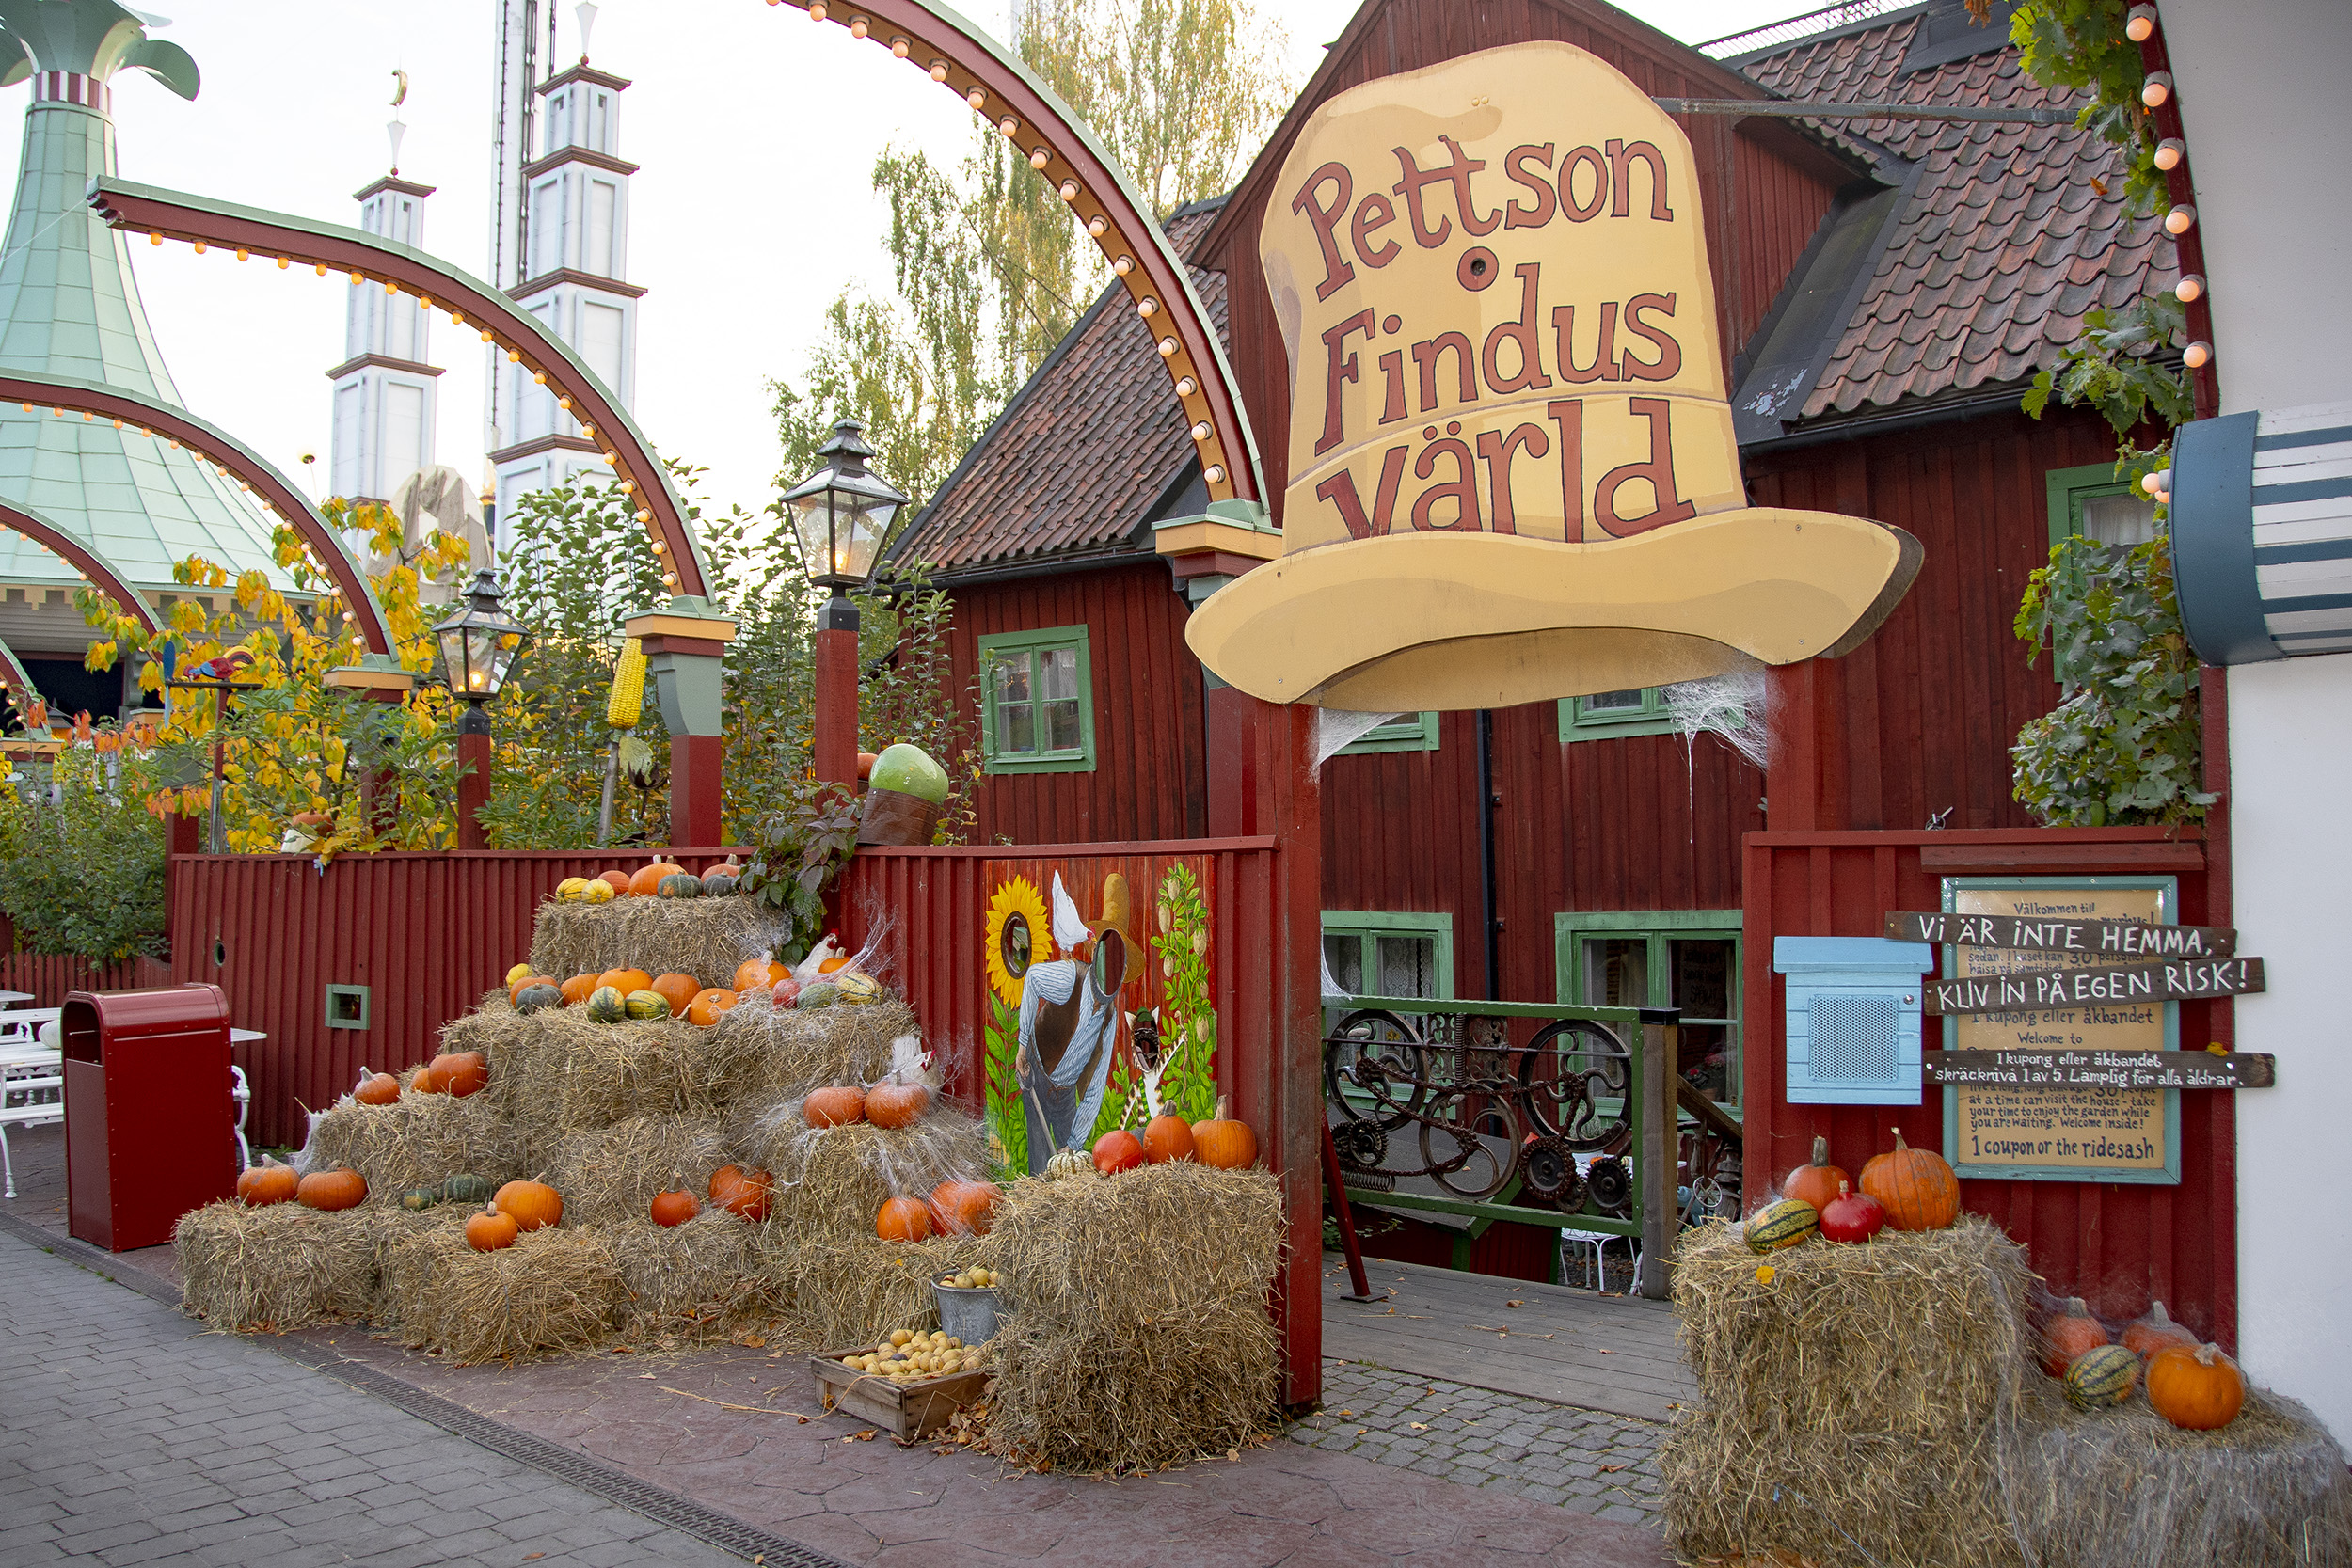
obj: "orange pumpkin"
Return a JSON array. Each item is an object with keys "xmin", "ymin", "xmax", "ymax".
[
  {"xmin": 818, "ymin": 955, "xmax": 851, "ymax": 974},
  {"xmin": 1191, "ymin": 1096, "xmax": 1259, "ymax": 1169},
  {"xmin": 708, "ymin": 1164, "xmax": 771, "ymax": 1221},
  {"xmin": 2122, "ymin": 1300, "xmax": 2200, "ymax": 1360},
  {"xmin": 1143, "ymin": 1114, "xmax": 1196, "ymax": 1164},
  {"xmin": 649, "ymin": 973, "xmax": 701, "ymax": 1017},
  {"xmin": 236, "ymin": 1162, "xmax": 298, "ymax": 1206},
  {"xmin": 596, "ymin": 868, "xmax": 633, "ymax": 897},
  {"xmin": 2040, "ymin": 1297, "xmax": 2111, "ymax": 1377},
  {"xmin": 877, "ymin": 1196, "xmax": 932, "ymax": 1242},
  {"xmin": 928, "ymin": 1180, "xmax": 999, "ymax": 1237},
  {"xmin": 733, "ymin": 955, "xmax": 786, "ymax": 992},
  {"xmin": 2147, "ymin": 1342, "xmax": 2246, "ymax": 1431},
  {"xmin": 628, "ymin": 860, "xmax": 687, "ymax": 896},
  {"xmin": 684, "ymin": 988, "xmax": 739, "ymax": 1027},
  {"xmin": 597, "ymin": 968, "xmax": 653, "ymax": 997},
  {"xmin": 494, "ymin": 1179, "xmax": 564, "ymax": 1231},
  {"xmin": 1781, "ymin": 1134, "xmax": 1848, "ymax": 1212},
  {"xmin": 560, "ymin": 973, "xmax": 601, "ymax": 1006},
  {"xmin": 803, "ymin": 1085, "xmax": 867, "ymax": 1128},
  {"xmin": 466, "ymin": 1203, "xmax": 520, "ymax": 1252},
  {"xmin": 296, "ymin": 1166, "xmax": 367, "ymax": 1212},
  {"xmin": 866, "ymin": 1081, "xmax": 930, "ymax": 1129},
  {"xmin": 508, "ymin": 973, "xmax": 558, "ymax": 1005},
  {"xmin": 650, "ymin": 1189, "xmax": 700, "ymax": 1227},
  {"xmin": 409, "ymin": 1063, "xmax": 447, "ymax": 1095},
  {"xmin": 353, "ymin": 1073, "xmax": 400, "ymax": 1107},
  {"xmin": 429, "ymin": 1051, "xmax": 488, "ymax": 1099},
  {"xmin": 1857, "ymin": 1129, "xmax": 1960, "ymax": 1232}
]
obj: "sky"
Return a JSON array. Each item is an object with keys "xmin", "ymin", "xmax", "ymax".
[{"xmin": 62, "ymin": 0, "xmax": 1804, "ymax": 523}]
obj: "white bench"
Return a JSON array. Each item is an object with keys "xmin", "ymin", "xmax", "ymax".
[{"xmin": 0, "ymin": 1039, "xmax": 63, "ymax": 1199}]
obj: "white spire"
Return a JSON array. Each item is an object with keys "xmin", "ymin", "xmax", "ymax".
[{"xmin": 576, "ymin": 3, "xmax": 599, "ymax": 62}]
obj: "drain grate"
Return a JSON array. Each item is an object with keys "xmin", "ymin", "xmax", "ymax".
[{"xmin": 0, "ymin": 1210, "xmax": 853, "ymax": 1568}]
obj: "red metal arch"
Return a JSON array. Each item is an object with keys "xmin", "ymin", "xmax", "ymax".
[
  {"xmin": 88, "ymin": 180, "xmax": 719, "ymax": 599},
  {"xmin": 758, "ymin": 0, "xmax": 1263, "ymax": 507},
  {"xmin": 0, "ymin": 632, "xmax": 31, "ymax": 698},
  {"xmin": 0, "ymin": 372, "xmax": 394, "ymax": 656},
  {"xmin": 0, "ymin": 499, "xmax": 162, "ymax": 635}
]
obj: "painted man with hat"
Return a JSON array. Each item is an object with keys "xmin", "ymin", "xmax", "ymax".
[{"xmin": 1014, "ymin": 870, "xmax": 1135, "ymax": 1171}]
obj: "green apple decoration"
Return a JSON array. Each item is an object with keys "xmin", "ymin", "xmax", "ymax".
[{"xmin": 868, "ymin": 742, "xmax": 949, "ymax": 804}]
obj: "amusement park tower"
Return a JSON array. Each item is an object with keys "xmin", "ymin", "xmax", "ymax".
[
  {"xmin": 0, "ymin": 0, "xmax": 284, "ymax": 712},
  {"xmin": 326, "ymin": 95, "xmax": 441, "ymax": 508},
  {"xmin": 485, "ymin": 2, "xmax": 644, "ymax": 548}
]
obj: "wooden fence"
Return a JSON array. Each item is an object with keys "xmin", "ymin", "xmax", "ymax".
[{"xmin": 1743, "ymin": 827, "xmax": 2237, "ymax": 1348}]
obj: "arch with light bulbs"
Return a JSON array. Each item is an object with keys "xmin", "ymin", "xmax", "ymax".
[
  {"xmin": 0, "ymin": 370, "xmax": 395, "ymax": 657},
  {"xmin": 0, "ymin": 633, "xmax": 30, "ymax": 700},
  {"xmin": 0, "ymin": 497, "xmax": 157, "ymax": 704},
  {"xmin": 89, "ymin": 178, "xmax": 722, "ymax": 604}
]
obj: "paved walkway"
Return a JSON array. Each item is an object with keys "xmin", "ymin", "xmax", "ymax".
[{"xmin": 0, "ymin": 1227, "xmax": 742, "ymax": 1568}]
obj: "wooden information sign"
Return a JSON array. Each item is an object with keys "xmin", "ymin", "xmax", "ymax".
[
  {"xmin": 1885, "ymin": 911, "xmax": 2236, "ymax": 959},
  {"xmin": 1924, "ymin": 956, "xmax": 2265, "ymax": 1015},
  {"xmin": 1942, "ymin": 880, "xmax": 2180, "ymax": 1184},
  {"xmin": 1924, "ymin": 1050, "xmax": 2276, "ymax": 1090}
]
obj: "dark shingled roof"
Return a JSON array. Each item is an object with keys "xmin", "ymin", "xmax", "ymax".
[
  {"xmin": 888, "ymin": 198, "xmax": 1227, "ymax": 578},
  {"xmin": 1739, "ymin": 5, "xmax": 2177, "ymax": 423}
]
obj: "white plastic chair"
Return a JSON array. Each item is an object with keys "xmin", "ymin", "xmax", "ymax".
[
  {"xmin": 0, "ymin": 1049, "xmax": 64, "ymax": 1200},
  {"xmin": 1558, "ymin": 1151, "xmax": 1642, "ymax": 1293},
  {"xmin": 230, "ymin": 1064, "xmax": 252, "ymax": 1172}
]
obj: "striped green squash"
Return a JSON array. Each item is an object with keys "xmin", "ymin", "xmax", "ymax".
[
  {"xmin": 1743, "ymin": 1198, "xmax": 1820, "ymax": 1254},
  {"xmin": 399, "ymin": 1185, "xmax": 440, "ymax": 1212},
  {"xmin": 438, "ymin": 1174, "xmax": 494, "ymax": 1204},
  {"xmin": 2064, "ymin": 1344, "xmax": 2140, "ymax": 1410},
  {"xmin": 624, "ymin": 989, "xmax": 674, "ymax": 1021},
  {"xmin": 585, "ymin": 985, "xmax": 628, "ymax": 1023}
]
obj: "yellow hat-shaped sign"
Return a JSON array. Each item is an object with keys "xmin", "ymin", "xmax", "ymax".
[{"xmin": 1186, "ymin": 40, "xmax": 1921, "ymax": 711}]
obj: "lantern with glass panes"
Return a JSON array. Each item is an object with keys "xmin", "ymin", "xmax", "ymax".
[
  {"xmin": 433, "ymin": 569, "xmax": 531, "ymax": 710},
  {"xmin": 783, "ymin": 419, "xmax": 907, "ymax": 594}
]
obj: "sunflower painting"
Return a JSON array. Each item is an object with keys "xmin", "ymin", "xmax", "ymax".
[{"xmin": 984, "ymin": 877, "xmax": 1051, "ymax": 1007}]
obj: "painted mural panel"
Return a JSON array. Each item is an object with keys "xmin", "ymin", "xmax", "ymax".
[{"xmin": 980, "ymin": 857, "xmax": 1217, "ymax": 1175}]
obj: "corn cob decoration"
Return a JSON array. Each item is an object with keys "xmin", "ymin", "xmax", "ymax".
[{"xmin": 605, "ymin": 638, "xmax": 646, "ymax": 728}]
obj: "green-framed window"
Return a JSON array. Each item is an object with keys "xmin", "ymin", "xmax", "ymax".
[
  {"xmin": 1322, "ymin": 911, "xmax": 1454, "ymax": 1004},
  {"xmin": 977, "ymin": 625, "xmax": 1095, "ymax": 774},
  {"xmin": 1558, "ymin": 687, "xmax": 1678, "ymax": 741},
  {"xmin": 1340, "ymin": 712, "xmax": 1440, "ymax": 754},
  {"xmin": 1556, "ymin": 910, "xmax": 1741, "ymax": 1104},
  {"xmin": 2045, "ymin": 461, "xmax": 2159, "ymax": 549}
]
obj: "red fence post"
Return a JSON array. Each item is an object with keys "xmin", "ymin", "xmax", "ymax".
[{"xmin": 813, "ymin": 596, "xmax": 861, "ymax": 792}]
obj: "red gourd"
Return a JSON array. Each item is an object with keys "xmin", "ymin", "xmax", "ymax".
[
  {"xmin": 1818, "ymin": 1180, "xmax": 1887, "ymax": 1244},
  {"xmin": 2040, "ymin": 1297, "xmax": 2111, "ymax": 1377},
  {"xmin": 1092, "ymin": 1130, "xmax": 1146, "ymax": 1175}
]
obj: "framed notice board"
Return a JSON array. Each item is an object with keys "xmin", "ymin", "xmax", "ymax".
[{"xmin": 1938, "ymin": 877, "xmax": 2183, "ymax": 1185}]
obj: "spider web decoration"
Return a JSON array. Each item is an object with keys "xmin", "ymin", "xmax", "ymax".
[
  {"xmin": 1662, "ymin": 668, "xmax": 1771, "ymax": 769},
  {"xmin": 1313, "ymin": 708, "xmax": 1404, "ymax": 770}
]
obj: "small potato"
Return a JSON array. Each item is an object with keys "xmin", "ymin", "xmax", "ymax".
[
  {"xmin": 890, "ymin": 1328, "xmax": 914, "ymax": 1347},
  {"xmin": 946, "ymin": 1337, "xmax": 961, "ymax": 1350}
]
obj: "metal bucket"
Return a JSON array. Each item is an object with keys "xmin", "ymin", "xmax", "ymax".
[{"xmin": 932, "ymin": 1277, "xmax": 1000, "ymax": 1343}]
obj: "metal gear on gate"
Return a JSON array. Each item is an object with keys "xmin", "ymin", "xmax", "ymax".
[
  {"xmin": 1331, "ymin": 1118, "xmax": 1388, "ymax": 1171},
  {"xmin": 1518, "ymin": 1134, "xmax": 1573, "ymax": 1202},
  {"xmin": 1584, "ymin": 1154, "xmax": 1632, "ymax": 1216}
]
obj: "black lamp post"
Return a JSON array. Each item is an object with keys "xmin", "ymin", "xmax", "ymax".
[
  {"xmin": 781, "ymin": 419, "xmax": 907, "ymax": 789},
  {"xmin": 432, "ymin": 568, "xmax": 531, "ymax": 849}
]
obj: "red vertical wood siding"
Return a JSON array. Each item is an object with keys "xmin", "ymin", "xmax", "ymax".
[
  {"xmin": 164, "ymin": 848, "xmax": 744, "ymax": 1148},
  {"xmin": 1741, "ymin": 828, "xmax": 2236, "ymax": 1350},
  {"xmin": 0, "ymin": 948, "xmax": 168, "ymax": 1006},
  {"xmin": 1193, "ymin": 0, "xmax": 1857, "ymax": 528},
  {"xmin": 945, "ymin": 562, "xmax": 1210, "ymax": 847}
]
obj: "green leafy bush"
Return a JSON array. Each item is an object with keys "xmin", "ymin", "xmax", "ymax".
[
  {"xmin": 2011, "ymin": 533, "xmax": 2212, "ymax": 826},
  {"xmin": 1, "ymin": 741, "xmax": 167, "ymax": 961}
]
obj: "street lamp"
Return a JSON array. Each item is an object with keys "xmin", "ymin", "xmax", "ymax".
[
  {"xmin": 432, "ymin": 568, "xmax": 531, "ymax": 850},
  {"xmin": 782, "ymin": 420, "xmax": 907, "ymax": 789}
]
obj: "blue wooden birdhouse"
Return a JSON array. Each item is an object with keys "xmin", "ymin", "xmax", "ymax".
[{"xmin": 1773, "ymin": 937, "xmax": 1935, "ymax": 1105}]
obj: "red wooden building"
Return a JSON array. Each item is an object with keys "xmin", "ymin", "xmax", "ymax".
[{"xmin": 889, "ymin": 0, "xmax": 2208, "ymax": 1323}]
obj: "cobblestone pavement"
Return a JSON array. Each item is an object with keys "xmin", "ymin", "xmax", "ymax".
[
  {"xmin": 0, "ymin": 1227, "xmax": 745, "ymax": 1568},
  {"xmin": 1290, "ymin": 1361, "xmax": 1667, "ymax": 1528}
]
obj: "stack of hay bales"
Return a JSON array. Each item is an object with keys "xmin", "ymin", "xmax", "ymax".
[
  {"xmin": 983, "ymin": 1161, "xmax": 1284, "ymax": 1474},
  {"xmin": 176, "ymin": 886, "xmax": 1003, "ymax": 1361},
  {"xmin": 1662, "ymin": 1217, "xmax": 2352, "ymax": 1568}
]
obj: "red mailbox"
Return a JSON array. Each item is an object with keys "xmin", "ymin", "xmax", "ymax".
[{"xmin": 63, "ymin": 984, "xmax": 236, "ymax": 1251}]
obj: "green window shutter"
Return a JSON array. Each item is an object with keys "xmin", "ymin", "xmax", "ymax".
[{"xmin": 977, "ymin": 625, "xmax": 1096, "ymax": 774}]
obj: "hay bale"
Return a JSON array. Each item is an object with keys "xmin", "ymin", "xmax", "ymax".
[
  {"xmin": 2013, "ymin": 1381, "xmax": 2352, "ymax": 1568},
  {"xmin": 982, "ymin": 1163, "xmax": 1284, "ymax": 1474},
  {"xmin": 609, "ymin": 1212, "xmax": 772, "ymax": 1341},
  {"xmin": 1661, "ymin": 1216, "xmax": 2040, "ymax": 1568},
  {"xmin": 173, "ymin": 1201, "xmax": 383, "ymax": 1331},
  {"xmin": 547, "ymin": 1115, "xmax": 733, "ymax": 1226},
  {"xmin": 748, "ymin": 1106, "xmax": 991, "ymax": 1242},
  {"xmin": 303, "ymin": 1088, "xmax": 527, "ymax": 1198},
  {"xmin": 700, "ymin": 993, "xmax": 919, "ymax": 1105},
  {"xmin": 381, "ymin": 1223, "xmax": 623, "ymax": 1364},
  {"xmin": 765, "ymin": 1231, "xmax": 984, "ymax": 1351},
  {"xmin": 468, "ymin": 1005, "xmax": 715, "ymax": 1133},
  {"xmin": 528, "ymin": 895, "xmax": 786, "ymax": 990}
]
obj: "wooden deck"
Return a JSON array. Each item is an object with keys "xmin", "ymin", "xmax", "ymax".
[{"xmin": 1320, "ymin": 1254, "xmax": 1695, "ymax": 1423}]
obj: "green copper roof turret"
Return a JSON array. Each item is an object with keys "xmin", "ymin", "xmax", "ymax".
[{"xmin": 0, "ymin": 0, "xmax": 285, "ymax": 599}]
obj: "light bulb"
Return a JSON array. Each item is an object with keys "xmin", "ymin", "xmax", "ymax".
[
  {"xmin": 1156, "ymin": 337, "xmax": 1177, "ymax": 358},
  {"xmin": 849, "ymin": 15, "xmax": 867, "ymax": 38},
  {"xmin": 2165, "ymin": 204, "xmax": 2195, "ymax": 235},
  {"xmin": 1088, "ymin": 216, "xmax": 1106, "ymax": 238},
  {"xmin": 2185, "ymin": 341, "xmax": 2211, "ymax": 369},
  {"xmin": 890, "ymin": 35, "xmax": 909, "ymax": 56},
  {"xmin": 2176, "ymin": 274, "xmax": 2204, "ymax": 302},
  {"xmin": 637, "ymin": 509, "xmax": 653, "ymax": 523},
  {"xmin": 480, "ymin": 329, "xmax": 494, "ymax": 342},
  {"xmin": 557, "ymin": 396, "xmax": 572, "ymax": 411},
  {"xmin": 192, "ymin": 241, "xmax": 206, "ymax": 255},
  {"xmin": 1176, "ymin": 377, "xmax": 1197, "ymax": 397},
  {"xmin": 999, "ymin": 114, "xmax": 1018, "ymax": 136},
  {"xmin": 533, "ymin": 372, "xmax": 548, "ymax": 385},
  {"xmin": 349, "ymin": 270, "xmax": 363, "ymax": 284},
  {"xmin": 147, "ymin": 231, "xmax": 160, "ymax": 245},
  {"xmin": 809, "ymin": 1, "xmax": 826, "ymax": 16},
  {"xmin": 2142, "ymin": 71, "xmax": 2172, "ymax": 107},
  {"xmin": 2154, "ymin": 138, "xmax": 2185, "ymax": 171},
  {"xmin": 1029, "ymin": 147, "xmax": 1050, "ymax": 169},
  {"xmin": 930, "ymin": 60, "xmax": 949, "ymax": 82},
  {"xmin": 652, "ymin": 538, "xmax": 669, "ymax": 553},
  {"xmin": 314, "ymin": 262, "xmax": 327, "ymax": 276},
  {"xmin": 967, "ymin": 86, "xmax": 986, "ymax": 109},
  {"xmin": 1059, "ymin": 180, "xmax": 1079, "ymax": 202},
  {"xmin": 2125, "ymin": 5, "xmax": 2156, "ymax": 40},
  {"xmin": 1113, "ymin": 255, "xmax": 1134, "ymax": 276},
  {"xmin": 276, "ymin": 257, "xmax": 289, "ymax": 269},
  {"xmin": 1190, "ymin": 421, "xmax": 1210, "ymax": 441},
  {"xmin": 384, "ymin": 278, "xmax": 398, "ymax": 293},
  {"xmin": 235, "ymin": 248, "xmax": 248, "ymax": 261},
  {"xmin": 1204, "ymin": 465, "xmax": 1225, "ymax": 484},
  {"xmin": 508, "ymin": 350, "xmax": 522, "ymax": 363}
]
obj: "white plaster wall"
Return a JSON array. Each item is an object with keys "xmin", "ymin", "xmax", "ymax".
[
  {"xmin": 2167, "ymin": 0, "xmax": 2352, "ymax": 1445},
  {"xmin": 2228, "ymin": 656, "xmax": 2352, "ymax": 1440}
]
